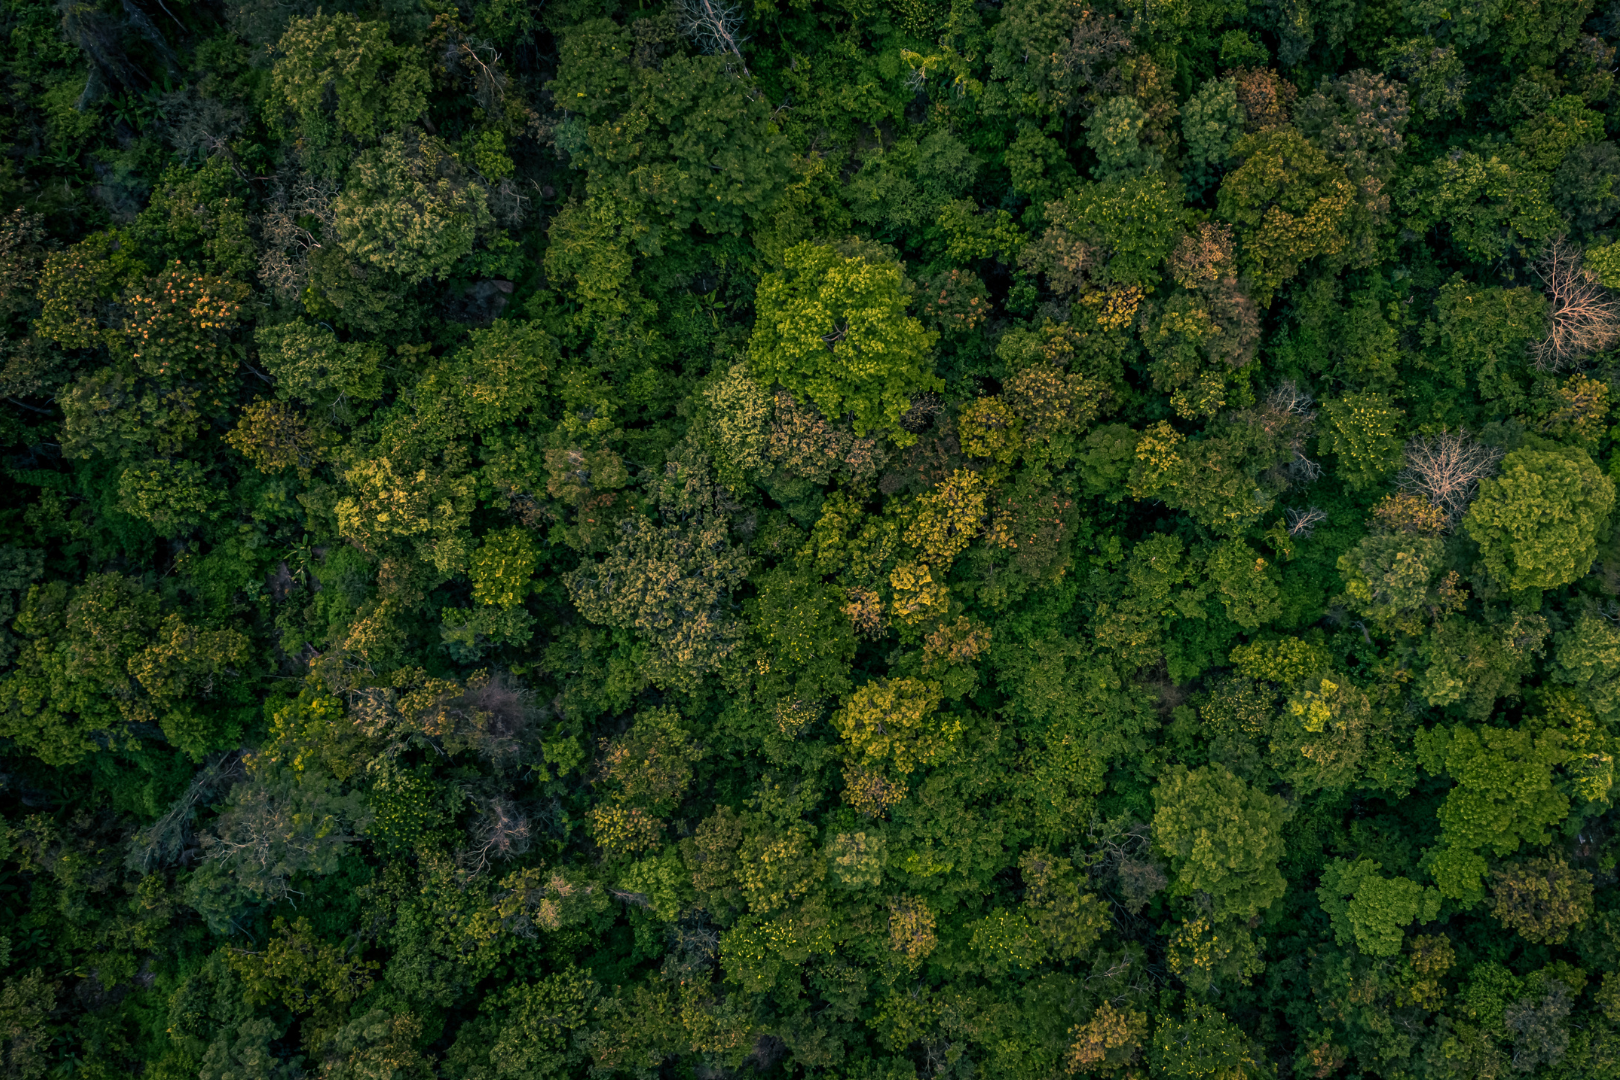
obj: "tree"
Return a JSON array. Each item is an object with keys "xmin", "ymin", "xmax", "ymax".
[
  {"xmin": 1293, "ymin": 71, "xmax": 1410, "ymax": 265},
  {"xmin": 1151, "ymin": 764, "xmax": 1290, "ymax": 921},
  {"xmin": 1127, "ymin": 418, "xmax": 1291, "ymax": 535},
  {"xmin": 1554, "ymin": 611, "xmax": 1620, "ymax": 722},
  {"xmin": 549, "ymin": 19, "xmax": 791, "ymax": 243},
  {"xmin": 268, "ymin": 13, "xmax": 430, "ymax": 173},
  {"xmin": 254, "ymin": 318, "xmax": 386, "ymax": 414},
  {"xmin": 748, "ymin": 241, "xmax": 940, "ymax": 440},
  {"xmin": 1337, "ymin": 535, "xmax": 1447, "ymax": 628},
  {"xmin": 1463, "ymin": 443, "xmax": 1614, "ymax": 592},
  {"xmin": 1317, "ymin": 391, "xmax": 1405, "ymax": 491},
  {"xmin": 565, "ymin": 516, "xmax": 752, "ymax": 689},
  {"xmin": 1529, "ymin": 237, "xmax": 1620, "ymax": 370},
  {"xmin": 1067, "ymin": 1002, "xmax": 1149, "ymax": 1074},
  {"xmin": 1087, "ymin": 95, "xmax": 1160, "ymax": 178},
  {"xmin": 0, "ymin": 574, "xmax": 157, "ymax": 764},
  {"xmin": 225, "ymin": 916, "xmax": 376, "ymax": 1030},
  {"xmin": 1182, "ymin": 77, "xmax": 1244, "ymax": 195},
  {"xmin": 1396, "ymin": 430, "xmax": 1503, "ymax": 523},
  {"xmin": 186, "ymin": 764, "xmax": 370, "ymax": 932},
  {"xmin": 887, "ymin": 895, "xmax": 938, "ymax": 965},
  {"xmin": 1397, "ymin": 146, "xmax": 1563, "ymax": 264},
  {"xmin": 1487, "ymin": 858, "xmax": 1594, "ymax": 944},
  {"xmin": 1316, "ymin": 858, "xmax": 1441, "ymax": 956},
  {"xmin": 0, "ymin": 967, "xmax": 56, "ymax": 1080},
  {"xmin": 1024, "ymin": 175, "xmax": 1184, "ymax": 293},
  {"xmin": 1217, "ymin": 128, "xmax": 1357, "ymax": 301},
  {"xmin": 226, "ymin": 398, "xmax": 335, "ymax": 479},
  {"xmin": 1149, "ymin": 1009, "xmax": 1272, "ymax": 1080},
  {"xmin": 1416, "ymin": 724, "xmax": 1571, "ymax": 900},
  {"xmin": 470, "ymin": 528, "xmax": 540, "ymax": 611},
  {"xmin": 443, "ymin": 969, "xmax": 599, "ymax": 1080},
  {"xmin": 332, "ymin": 130, "xmax": 493, "ymax": 285},
  {"xmin": 1204, "ymin": 541, "xmax": 1281, "ymax": 630},
  {"xmin": 834, "ymin": 678, "xmax": 955, "ymax": 774}
]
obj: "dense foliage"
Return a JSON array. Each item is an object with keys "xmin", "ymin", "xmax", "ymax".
[{"xmin": 9, "ymin": 0, "xmax": 1620, "ymax": 1076}]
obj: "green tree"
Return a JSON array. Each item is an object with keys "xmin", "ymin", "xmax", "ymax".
[
  {"xmin": 549, "ymin": 19, "xmax": 791, "ymax": 243},
  {"xmin": 225, "ymin": 916, "xmax": 377, "ymax": 1030},
  {"xmin": 1554, "ymin": 611, "xmax": 1620, "ymax": 723},
  {"xmin": 0, "ymin": 574, "xmax": 158, "ymax": 765},
  {"xmin": 1487, "ymin": 858, "xmax": 1594, "ymax": 944},
  {"xmin": 1316, "ymin": 858, "xmax": 1441, "ymax": 957},
  {"xmin": 268, "ymin": 13, "xmax": 431, "ymax": 173},
  {"xmin": 255, "ymin": 319, "xmax": 386, "ymax": 413},
  {"xmin": 1150, "ymin": 1009, "xmax": 1273, "ymax": 1080},
  {"xmin": 565, "ymin": 517, "xmax": 752, "ymax": 689},
  {"xmin": 1152, "ymin": 764, "xmax": 1290, "ymax": 921},
  {"xmin": 1182, "ymin": 77, "xmax": 1244, "ymax": 195},
  {"xmin": 1463, "ymin": 443, "xmax": 1614, "ymax": 592},
  {"xmin": 834, "ymin": 678, "xmax": 955, "ymax": 774},
  {"xmin": 1317, "ymin": 391, "xmax": 1405, "ymax": 490},
  {"xmin": 444, "ymin": 969, "xmax": 599, "ymax": 1080},
  {"xmin": 1087, "ymin": 96, "xmax": 1160, "ymax": 179},
  {"xmin": 332, "ymin": 131, "xmax": 493, "ymax": 285},
  {"xmin": 1338, "ymin": 535, "xmax": 1447, "ymax": 628},
  {"xmin": 1204, "ymin": 541, "xmax": 1282, "ymax": 630},
  {"xmin": 1029, "ymin": 175, "xmax": 1185, "ymax": 290},
  {"xmin": 1416, "ymin": 724, "xmax": 1572, "ymax": 900},
  {"xmin": 748, "ymin": 241, "xmax": 940, "ymax": 440},
  {"xmin": 1218, "ymin": 128, "xmax": 1358, "ymax": 302}
]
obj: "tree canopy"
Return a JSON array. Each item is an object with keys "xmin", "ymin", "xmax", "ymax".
[{"xmin": 7, "ymin": 0, "xmax": 1620, "ymax": 1076}]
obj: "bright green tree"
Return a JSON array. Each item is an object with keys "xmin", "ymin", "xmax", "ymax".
[
  {"xmin": 748, "ymin": 240, "xmax": 940, "ymax": 439},
  {"xmin": 1416, "ymin": 724, "xmax": 1572, "ymax": 900},
  {"xmin": 1316, "ymin": 858, "xmax": 1442, "ymax": 957},
  {"xmin": 1463, "ymin": 444, "xmax": 1614, "ymax": 592}
]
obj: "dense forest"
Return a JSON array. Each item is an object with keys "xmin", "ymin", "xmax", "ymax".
[{"xmin": 8, "ymin": 0, "xmax": 1620, "ymax": 1075}]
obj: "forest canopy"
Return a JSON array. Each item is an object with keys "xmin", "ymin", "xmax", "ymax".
[{"xmin": 6, "ymin": 0, "xmax": 1620, "ymax": 1077}]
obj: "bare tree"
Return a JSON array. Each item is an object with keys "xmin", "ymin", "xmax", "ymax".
[
  {"xmin": 125, "ymin": 751, "xmax": 245, "ymax": 872},
  {"xmin": 1531, "ymin": 237, "xmax": 1620, "ymax": 371},
  {"xmin": 1286, "ymin": 506, "xmax": 1327, "ymax": 537},
  {"xmin": 674, "ymin": 0, "xmax": 747, "ymax": 64},
  {"xmin": 258, "ymin": 173, "xmax": 337, "ymax": 299},
  {"xmin": 462, "ymin": 795, "xmax": 532, "ymax": 875},
  {"xmin": 1396, "ymin": 429, "xmax": 1503, "ymax": 523},
  {"xmin": 1264, "ymin": 379, "xmax": 1316, "ymax": 420},
  {"xmin": 451, "ymin": 40, "xmax": 508, "ymax": 115}
]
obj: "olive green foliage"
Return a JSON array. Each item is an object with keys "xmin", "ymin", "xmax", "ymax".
[
  {"xmin": 565, "ymin": 517, "xmax": 752, "ymax": 688},
  {"xmin": 269, "ymin": 13, "xmax": 431, "ymax": 173},
  {"xmin": 333, "ymin": 131, "xmax": 493, "ymax": 285},
  {"xmin": 1153, "ymin": 764, "xmax": 1290, "ymax": 921},
  {"xmin": 1317, "ymin": 858, "xmax": 1442, "ymax": 956},
  {"xmin": 9, "ymin": 0, "xmax": 1620, "ymax": 1075},
  {"xmin": 1338, "ymin": 534, "xmax": 1447, "ymax": 627},
  {"xmin": 1317, "ymin": 391, "xmax": 1404, "ymax": 490},
  {"xmin": 550, "ymin": 18, "xmax": 791, "ymax": 243},
  {"xmin": 1218, "ymin": 128, "xmax": 1357, "ymax": 302}
]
